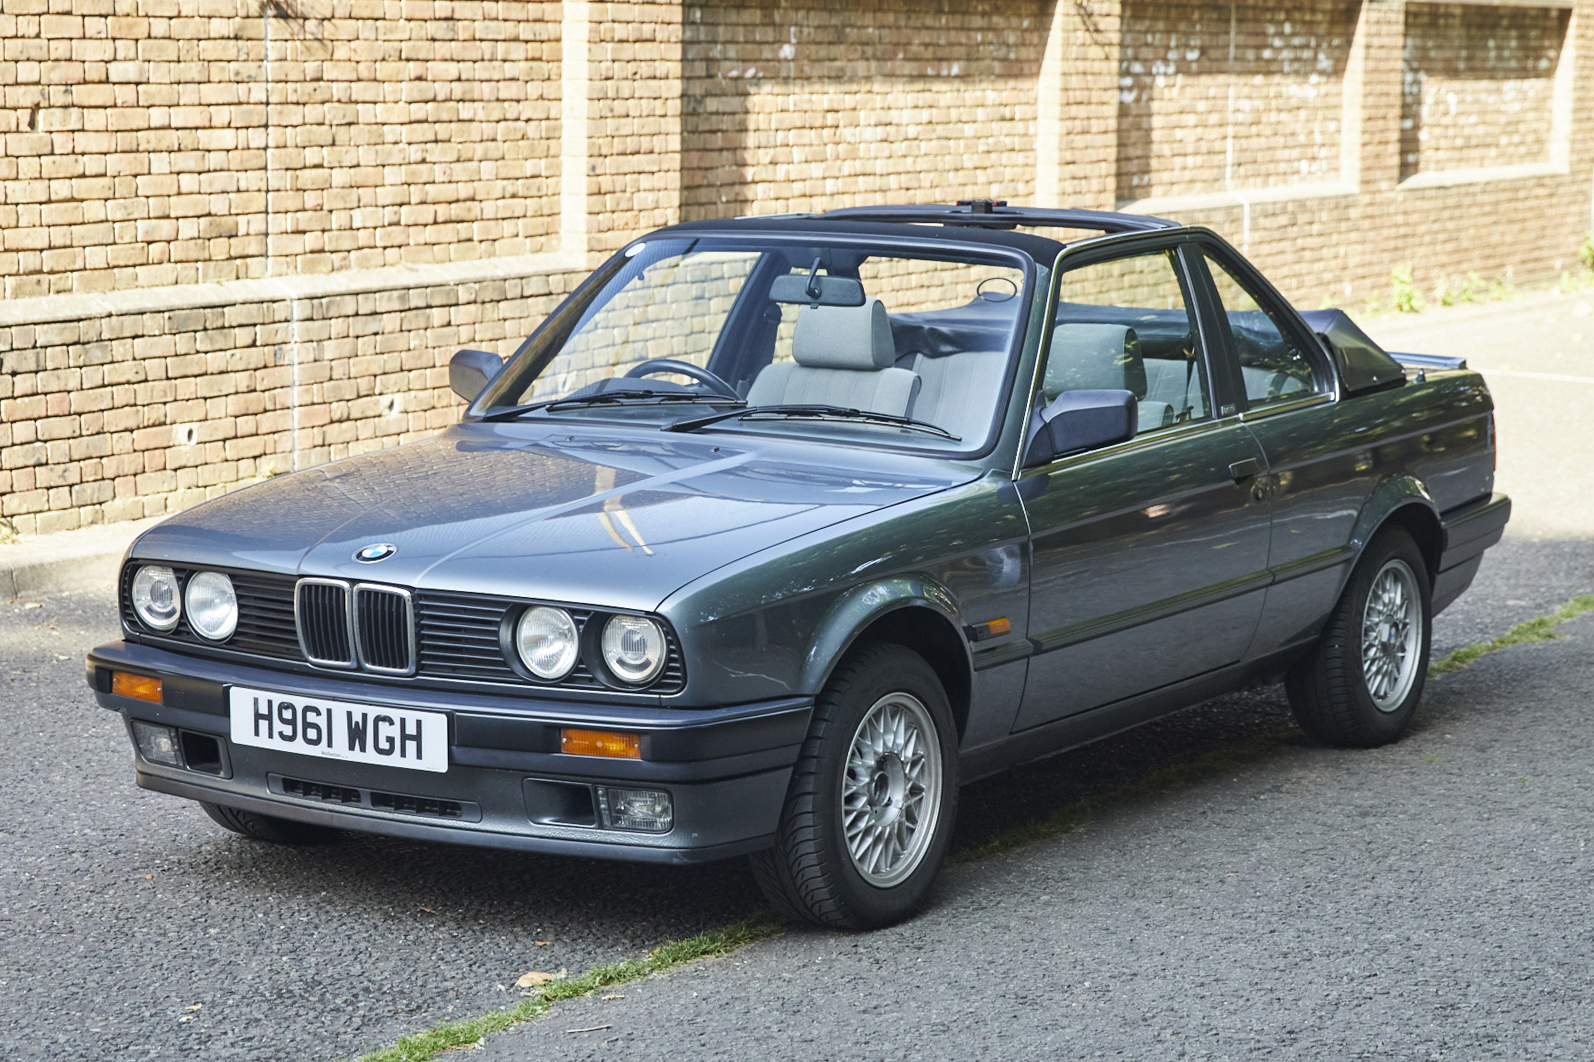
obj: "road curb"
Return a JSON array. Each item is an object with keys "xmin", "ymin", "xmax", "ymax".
[{"xmin": 0, "ymin": 516, "xmax": 163, "ymax": 598}]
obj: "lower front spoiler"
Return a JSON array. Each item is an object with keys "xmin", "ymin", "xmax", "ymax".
[{"xmin": 138, "ymin": 767, "xmax": 783, "ymax": 866}]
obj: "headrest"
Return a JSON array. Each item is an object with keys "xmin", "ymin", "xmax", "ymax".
[
  {"xmin": 1046, "ymin": 323, "xmax": 1146, "ymax": 397},
  {"xmin": 792, "ymin": 298, "xmax": 896, "ymax": 371}
]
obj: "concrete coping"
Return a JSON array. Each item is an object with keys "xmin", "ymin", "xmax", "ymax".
[{"xmin": 0, "ymin": 250, "xmax": 587, "ymax": 330}]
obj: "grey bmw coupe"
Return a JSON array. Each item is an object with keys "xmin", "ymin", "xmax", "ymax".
[{"xmin": 88, "ymin": 202, "xmax": 1509, "ymax": 928}]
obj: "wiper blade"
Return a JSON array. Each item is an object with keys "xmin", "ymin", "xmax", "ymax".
[
  {"xmin": 666, "ymin": 404, "xmax": 960, "ymax": 441},
  {"xmin": 480, "ymin": 391, "xmax": 737, "ymax": 422}
]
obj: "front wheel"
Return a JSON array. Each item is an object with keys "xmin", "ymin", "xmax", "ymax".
[
  {"xmin": 1286, "ymin": 527, "xmax": 1432, "ymax": 747},
  {"xmin": 750, "ymin": 644, "xmax": 958, "ymax": 929}
]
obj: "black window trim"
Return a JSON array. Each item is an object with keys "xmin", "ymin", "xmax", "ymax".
[
  {"xmin": 1029, "ymin": 231, "xmax": 1226, "ymax": 435},
  {"xmin": 1184, "ymin": 235, "xmax": 1338, "ymax": 415}
]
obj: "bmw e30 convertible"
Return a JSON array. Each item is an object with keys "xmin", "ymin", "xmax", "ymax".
[{"xmin": 87, "ymin": 202, "xmax": 1510, "ymax": 928}]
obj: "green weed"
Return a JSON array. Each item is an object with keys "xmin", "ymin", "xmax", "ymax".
[
  {"xmin": 1428, "ymin": 593, "xmax": 1594, "ymax": 677},
  {"xmin": 352, "ymin": 915, "xmax": 784, "ymax": 1062},
  {"xmin": 1391, "ymin": 266, "xmax": 1426, "ymax": 313}
]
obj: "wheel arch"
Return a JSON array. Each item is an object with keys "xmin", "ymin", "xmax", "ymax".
[
  {"xmin": 799, "ymin": 578, "xmax": 974, "ymax": 742},
  {"xmin": 1349, "ymin": 475, "xmax": 1443, "ymax": 580}
]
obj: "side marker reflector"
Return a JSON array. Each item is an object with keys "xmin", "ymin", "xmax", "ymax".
[{"xmin": 965, "ymin": 617, "xmax": 1012, "ymax": 642}]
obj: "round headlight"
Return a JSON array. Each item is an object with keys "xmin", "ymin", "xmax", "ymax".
[
  {"xmin": 184, "ymin": 571, "xmax": 237, "ymax": 641},
  {"xmin": 515, "ymin": 606, "xmax": 579, "ymax": 680},
  {"xmin": 131, "ymin": 566, "xmax": 181, "ymax": 632},
  {"xmin": 601, "ymin": 615, "xmax": 667, "ymax": 686}
]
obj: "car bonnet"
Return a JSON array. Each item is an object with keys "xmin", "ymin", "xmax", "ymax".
[{"xmin": 128, "ymin": 424, "xmax": 980, "ymax": 612}]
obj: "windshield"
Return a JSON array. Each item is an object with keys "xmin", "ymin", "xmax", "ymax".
[{"xmin": 475, "ymin": 237, "xmax": 1031, "ymax": 453}]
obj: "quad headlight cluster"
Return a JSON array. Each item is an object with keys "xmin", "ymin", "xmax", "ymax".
[
  {"xmin": 513, "ymin": 607, "xmax": 668, "ymax": 687},
  {"xmin": 130, "ymin": 565, "xmax": 237, "ymax": 642}
]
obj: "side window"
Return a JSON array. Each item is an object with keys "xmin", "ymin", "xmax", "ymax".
[
  {"xmin": 1045, "ymin": 249, "xmax": 1209, "ymax": 435},
  {"xmin": 1204, "ymin": 255, "xmax": 1320, "ymax": 408}
]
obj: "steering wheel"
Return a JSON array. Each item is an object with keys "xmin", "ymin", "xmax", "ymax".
[{"xmin": 622, "ymin": 358, "xmax": 740, "ymax": 399}]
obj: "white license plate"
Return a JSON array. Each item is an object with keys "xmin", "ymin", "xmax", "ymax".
[{"xmin": 228, "ymin": 686, "xmax": 449, "ymax": 774}]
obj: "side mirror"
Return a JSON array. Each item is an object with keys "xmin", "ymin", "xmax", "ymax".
[
  {"xmin": 1024, "ymin": 389, "xmax": 1137, "ymax": 467},
  {"xmin": 449, "ymin": 349, "xmax": 503, "ymax": 403}
]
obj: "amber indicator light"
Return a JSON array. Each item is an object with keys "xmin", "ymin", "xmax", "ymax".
[
  {"xmin": 985, "ymin": 617, "xmax": 1012, "ymax": 636},
  {"xmin": 112, "ymin": 671, "xmax": 163, "ymax": 704},
  {"xmin": 560, "ymin": 728, "xmax": 641, "ymax": 759}
]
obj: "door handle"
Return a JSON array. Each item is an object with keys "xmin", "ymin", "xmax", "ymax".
[{"xmin": 1228, "ymin": 458, "xmax": 1261, "ymax": 482}]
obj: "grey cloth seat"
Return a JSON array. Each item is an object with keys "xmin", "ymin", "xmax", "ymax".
[
  {"xmin": 903, "ymin": 350, "xmax": 1007, "ymax": 443},
  {"xmin": 1143, "ymin": 356, "xmax": 1206, "ymax": 422},
  {"xmin": 747, "ymin": 298, "xmax": 921, "ymax": 417},
  {"xmin": 1046, "ymin": 322, "xmax": 1172, "ymax": 433}
]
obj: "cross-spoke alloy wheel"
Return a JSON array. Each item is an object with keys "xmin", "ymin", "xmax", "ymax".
[
  {"xmin": 1287, "ymin": 526, "xmax": 1432, "ymax": 748},
  {"xmin": 750, "ymin": 643, "xmax": 958, "ymax": 929},
  {"xmin": 841, "ymin": 693, "xmax": 944, "ymax": 888},
  {"xmin": 1360, "ymin": 559, "xmax": 1420, "ymax": 712}
]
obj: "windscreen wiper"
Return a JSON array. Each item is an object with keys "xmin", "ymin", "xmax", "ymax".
[
  {"xmin": 480, "ymin": 391, "xmax": 737, "ymax": 422},
  {"xmin": 665, "ymin": 404, "xmax": 960, "ymax": 441}
]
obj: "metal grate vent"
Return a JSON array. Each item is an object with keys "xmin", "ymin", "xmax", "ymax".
[{"xmin": 295, "ymin": 579, "xmax": 354, "ymax": 667}]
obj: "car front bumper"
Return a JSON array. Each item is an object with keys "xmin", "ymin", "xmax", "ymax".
[{"xmin": 87, "ymin": 641, "xmax": 811, "ymax": 864}]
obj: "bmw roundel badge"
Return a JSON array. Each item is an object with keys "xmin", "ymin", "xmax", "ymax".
[{"xmin": 354, "ymin": 543, "xmax": 397, "ymax": 563}]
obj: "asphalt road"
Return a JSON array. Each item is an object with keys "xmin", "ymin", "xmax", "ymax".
[
  {"xmin": 481, "ymin": 604, "xmax": 1594, "ymax": 1062},
  {"xmin": 1, "ymin": 295, "xmax": 1591, "ymax": 1061}
]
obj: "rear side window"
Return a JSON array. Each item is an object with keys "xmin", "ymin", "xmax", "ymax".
[
  {"xmin": 1049, "ymin": 249, "xmax": 1209, "ymax": 434},
  {"xmin": 1203, "ymin": 254, "xmax": 1320, "ymax": 408}
]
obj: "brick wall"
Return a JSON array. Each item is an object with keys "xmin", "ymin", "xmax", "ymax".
[
  {"xmin": 680, "ymin": 0, "xmax": 1045, "ymax": 218},
  {"xmin": 1400, "ymin": 3, "xmax": 1569, "ymax": 178},
  {"xmin": 1117, "ymin": 0, "xmax": 1357, "ymax": 200},
  {"xmin": 0, "ymin": 263, "xmax": 575, "ymax": 532},
  {"xmin": 3, "ymin": 0, "xmax": 1593, "ymax": 535},
  {"xmin": 0, "ymin": 0, "xmax": 564, "ymax": 298}
]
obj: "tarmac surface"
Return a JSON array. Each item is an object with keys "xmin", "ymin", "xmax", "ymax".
[{"xmin": 0, "ymin": 293, "xmax": 1590, "ymax": 1060}]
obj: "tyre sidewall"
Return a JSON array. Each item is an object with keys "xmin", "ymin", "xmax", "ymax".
[
  {"xmin": 1343, "ymin": 530, "xmax": 1433, "ymax": 741},
  {"xmin": 806, "ymin": 646, "xmax": 959, "ymax": 928}
]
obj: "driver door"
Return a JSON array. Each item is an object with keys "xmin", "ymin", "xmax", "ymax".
[{"xmin": 1013, "ymin": 242, "xmax": 1272, "ymax": 731}]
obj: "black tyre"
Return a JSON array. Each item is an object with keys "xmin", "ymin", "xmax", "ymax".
[
  {"xmin": 1286, "ymin": 526, "xmax": 1432, "ymax": 747},
  {"xmin": 750, "ymin": 643, "xmax": 958, "ymax": 930},
  {"xmin": 200, "ymin": 801, "xmax": 342, "ymax": 845}
]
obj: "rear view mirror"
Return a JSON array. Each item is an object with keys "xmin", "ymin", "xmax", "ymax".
[
  {"xmin": 450, "ymin": 349, "xmax": 504, "ymax": 403},
  {"xmin": 769, "ymin": 273, "xmax": 866, "ymax": 307},
  {"xmin": 1024, "ymin": 389, "xmax": 1137, "ymax": 467}
]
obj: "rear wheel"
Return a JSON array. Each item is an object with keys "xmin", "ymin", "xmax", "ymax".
[
  {"xmin": 200, "ymin": 801, "xmax": 342, "ymax": 845},
  {"xmin": 750, "ymin": 643, "xmax": 958, "ymax": 929},
  {"xmin": 1287, "ymin": 527, "xmax": 1432, "ymax": 747}
]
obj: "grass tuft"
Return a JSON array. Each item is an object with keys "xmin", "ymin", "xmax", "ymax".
[
  {"xmin": 352, "ymin": 914, "xmax": 784, "ymax": 1062},
  {"xmin": 1428, "ymin": 593, "xmax": 1594, "ymax": 677}
]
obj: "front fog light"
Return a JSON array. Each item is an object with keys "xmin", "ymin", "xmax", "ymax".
[
  {"xmin": 131, "ymin": 565, "xmax": 181, "ymax": 632},
  {"xmin": 132, "ymin": 721, "xmax": 182, "ymax": 768},
  {"xmin": 596, "ymin": 786, "xmax": 673, "ymax": 833},
  {"xmin": 600, "ymin": 615, "xmax": 666, "ymax": 685},
  {"xmin": 184, "ymin": 571, "xmax": 237, "ymax": 641}
]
